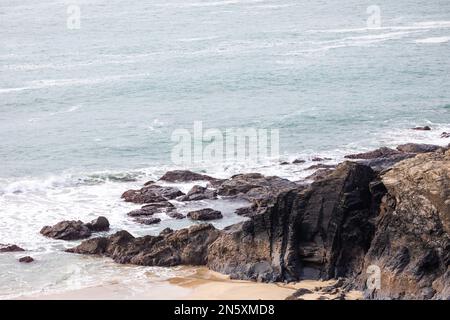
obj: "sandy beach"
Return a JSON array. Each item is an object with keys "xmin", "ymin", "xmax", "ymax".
[{"xmin": 20, "ymin": 267, "xmax": 362, "ymax": 300}]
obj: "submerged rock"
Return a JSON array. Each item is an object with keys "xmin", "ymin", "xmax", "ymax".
[
  {"xmin": 67, "ymin": 224, "xmax": 221, "ymax": 267},
  {"xmin": 412, "ymin": 126, "xmax": 431, "ymax": 131},
  {"xmin": 134, "ymin": 217, "xmax": 161, "ymax": 225},
  {"xmin": 0, "ymin": 244, "xmax": 25, "ymax": 253},
  {"xmin": 441, "ymin": 132, "xmax": 450, "ymax": 138},
  {"xmin": 18, "ymin": 256, "xmax": 34, "ymax": 263},
  {"xmin": 187, "ymin": 208, "xmax": 223, "ymax": 221}
]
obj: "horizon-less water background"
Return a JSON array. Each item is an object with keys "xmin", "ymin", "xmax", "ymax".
[{"xmin": 1, "ymin": 0, "xmax": 450, "ymax": 298}]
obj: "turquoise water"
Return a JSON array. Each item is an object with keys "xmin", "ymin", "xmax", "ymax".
[
  {"xmin": 0, "ymin": 0, "xmax": 449, "ymax": 298},
  {"xmin": 1, "ymin": 0, "xmax": 450, "ymax": 178}
]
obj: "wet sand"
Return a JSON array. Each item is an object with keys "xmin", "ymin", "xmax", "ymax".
[{"xmin": 20, "ymin": 267, "xmax": 362, "ymax": 300}]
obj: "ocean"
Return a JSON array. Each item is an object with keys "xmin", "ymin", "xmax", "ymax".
[{"xmin": 0, "ymin": 0, "xmax": 449, "ymax": 298}]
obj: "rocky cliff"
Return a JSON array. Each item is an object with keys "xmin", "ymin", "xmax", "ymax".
[{"xmin": 67, "ymin": 147, "xmax": 450, "ymax": 299}]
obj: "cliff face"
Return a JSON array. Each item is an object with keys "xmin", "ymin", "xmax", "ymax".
[
  {"xmin": 207, "ymin": 162, "xmax": 385, "ymax": 282},
  {"xmin": 208, "ymin": 149, "xmax": 450, "ymax": 299},
  {"xmin": 360, "ymin": 149, "xmax": 450, "ymax": 299}
]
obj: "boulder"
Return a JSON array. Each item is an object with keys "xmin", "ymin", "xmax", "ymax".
[
  {"xmin": 292, "ymin": 159, "xmax": 305, "ymax": 164},
  {"xmin": 358, "ymin": 149, "xmax": 450, "ymax": 300},
  {"xmin": 187, "ymin": 208, "xmax": 223, "ymax": 221},
  {"xmin": 121, "ymin": 185, "xmax": 184, "ymax": 204},
  {"xmin": 134, "ymin": 217, "xmax": 161, "ymax": 225},
  {"xmin": 180, "ymin": 185, "xmax": 217, "ymax": 201},
  {"xmin": 85, "ymin": 216, "xmax": 109, "ymax": 232},
  {"xmin": 40, "ymin": 220, "xmax": 92, "ymax": 240},
  {"xmin": 305, "ymin": 168, "xmax": 334, "ymax": 181},
  {"xmin": 40, "ymin": 217, "xmax": 110, "ymax": 240},
  {"xmin": 18, "ymin": 256, "xmax": 34, "ymax": 263},
  {"xmin": 0, "ymin": 244, "xmax": 25, "ymax": 253},
  {"xmin": 67, "ymin": 224, "xmax": 221, "ymax": 267},
  {"xmin": 159, "ymin": 170, "xmax": 219, "ymax": 183}
]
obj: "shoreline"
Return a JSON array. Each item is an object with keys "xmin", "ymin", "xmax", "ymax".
[{"xmin": 19, "ymin": 267, "xmax": 362, "ymax": 300}]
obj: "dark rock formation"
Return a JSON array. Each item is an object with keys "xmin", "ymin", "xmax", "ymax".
[
  {"xmin": 396, "ymin": 143, "xmax": 441, "ymax": 154},
  {"xmin": 441, "ymin": 132, "xmax": 450, "ymax": 139},
  {"xmin": 41, "ymin": 220, "xmax": 92, "ymax": 240},
  {"xmin": 180, "ymin": 185, "xmax": 217, "ymax": 201},
  {"xmin": 40, "ymin": 217, "xmax": 110, "ymax": 240},
  {"xmin": 127, "ymin": 201, "xmax": 174, "ymax": 217},
  {"xmin": 305, "ymin": 168, "xmax": 334, "ymax": 181},
  {"xmin": 292, "ymin": 159, "xmax": 306, "ymax": 164},
  {"xmin": 159, "ymin": 170, "xmax": 219, "ymax": 183},
  {"xmin": 134, "ymin": 217, "xmax": 161, "ymax": 225},
  {"xmin": 67, "ymin": 224, "xmax": 221, "ymax": 267},
  {"xmin": 207, "ymin": 162, "xmax": 384, "ymax": 282},
  {"xmin": 18, "ymin": 256, "xmax": 34, "ymax": 263},
  {"xmin": 285, "ymin": 288, "xmax": 313, "ymax": 300},
  {"xmin": 0, "ymin": 244, "xmax": 25, "ymax": 252},
  {"xmin": 358, "ymin": 149, "xmax": 450, "ymax": 300},
  {"xmin": 187, "ymin": 208, "xmax": 223, "ymax": 221},
  {"xmin": 85, "ymin": 216, "xmax": 110, "ymax": 232},
  {"xmin": 167, "ymin": 211, "xmax": 185, "ymax": 219},
  {"xmin": 345, "ymin": 147, "xmax": 401, "ymax": 160},
  {"xmin": 121, "ymin": 184, "xmax": 184, "ymax": 204},
  {"xmin": 412, "ymin": 126, "xmax": 431, "ymax": 131}
]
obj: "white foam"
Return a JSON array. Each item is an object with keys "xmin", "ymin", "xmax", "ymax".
[{"xmin": 414, "ymin": 36, "xmax": 450, "ymax": 44}]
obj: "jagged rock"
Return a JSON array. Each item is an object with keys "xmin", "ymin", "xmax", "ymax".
[
  {"xmin": 134, "ymin": 217, "xmax": 161, "ymax": 225},
  {"xmin": 441, "ymin": 132, "xmax": 450, "ymax": 139},
  {"xmin": 121, "ymin": 185, "xmax": 184, "ymax": 204},
  {"xmin": 180, "ymin": 185, "xmax": 217, "ymax": 201},
  {"xmin": 18, "ymin": 256, "xmax": 34, "ymax": 263},
  {"xmin": 217, "ymin": 173, "xmax": 298, "ymax": 215},
  {"xmin": 0, "ymin": 244, "xmax": 25, "ymax": 252},
  {"xmin": 85, "ymin": 216, "xmax": 110, "ymax": 232},
  {"xmin": 159, "ymin": 170, "xmax": 219, "ymax": 182},
  {"xmin": 396, "ymin": 143, "xmax": 441, "ymax": 154},
  {"xmin": 280, "ymin": 161, "xmax": 290, "ymax": 165},
  {"xmin": 127, "ymin": 201, "xmax": 174, "ymax": 217},
  {"xmin": 412, "ymin": 126, "xmax": 431, "ymax": 131},
  {"xmin": 67, "ymin": 224, "xmax": 221, "ymax": 267},
  {"xmin": 40, "ymin": 220, "xmax": 92, "ymax": 240},
  {"xmin": 311, "ymin": 157, "xmax": 331, "ymax": 162},
  {"xmin": 207, "ymin": 162, "xmax": 384, "ymax": 282},
  {"xmin": 187, "ymin": 208, "xmax": 223, "ymax": 221},
  {"xmin": 358, "ymin": 149, "xmax": 450, "ymax": 300}
]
